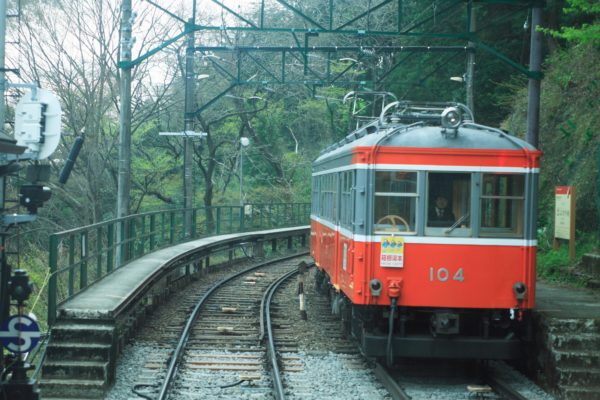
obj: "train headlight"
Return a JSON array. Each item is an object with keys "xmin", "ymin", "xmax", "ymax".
[
  {"xmin": 369, "ymin": 279, "xmax": 382, "ymax": 297},
  {"xmin": 513, "ymin": 282, "xmax": 527, "ymax": 301},
  {"xmin": 441, "ymin": 107, "xmax": 462, "ymax": 129}
]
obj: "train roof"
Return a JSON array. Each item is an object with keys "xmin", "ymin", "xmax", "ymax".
[{"xmin": 314, "ymin": 119, "xmax": 537, "ymax": 165}]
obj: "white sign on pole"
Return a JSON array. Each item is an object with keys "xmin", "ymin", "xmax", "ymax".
[{"xmin": 554, "ymin": 186, "xmax": 573, "ymax": 240}]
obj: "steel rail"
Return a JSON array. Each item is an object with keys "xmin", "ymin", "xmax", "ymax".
[
  {"xmin": 374, "ymin": 362, "xmax": 412, "ymax": 400},
  {"xmin": 374, "ymin": 361, "xmax": 530, "ymax": 400},
  {"xmin": 486, "ymin": 374, "xmax": 530, "ymax": 400},
  {"xmin": 261, "ymin": 267, "xmax": 301, "ymax": 400},
  {"xmin": 156, "ymin": 252, "xmax": 308, "ymax": 400}
]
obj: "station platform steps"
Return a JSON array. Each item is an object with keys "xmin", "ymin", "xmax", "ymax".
[
  {"xmin": 38, "ymin": 226, "xmax": 308, "ymax": 399},
  {"xmin": 534, "ymin": 282, "xmax": 600, "ymax": 400}
]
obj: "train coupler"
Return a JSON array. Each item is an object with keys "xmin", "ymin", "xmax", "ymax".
[{"xmin": 430, "ymin": 312, "xmax": 460, "ymax": 335}]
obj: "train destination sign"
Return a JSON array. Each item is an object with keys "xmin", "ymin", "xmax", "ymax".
[
  {"xmin": 380, "ymin": 236, "xmax": 404, "ymax": 268},
  {"xmin": 0, "ymin": 314, "xmax": 41, "ymax": 354}
]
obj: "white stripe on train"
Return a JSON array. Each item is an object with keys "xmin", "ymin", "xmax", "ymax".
[
  {"xmin": 312, "ymin": 163, "xmax": 539, "ymax": 176},
  {"xmin": 311, "ymin": 216, "xmax": 537, "ymax": 247}
]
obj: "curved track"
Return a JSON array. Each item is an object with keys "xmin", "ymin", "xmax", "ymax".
[{"xmin": 156, "ymin": 254, "xmax": 307, "ymax": 400}]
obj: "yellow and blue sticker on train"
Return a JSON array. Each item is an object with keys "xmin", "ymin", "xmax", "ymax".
[{"xmin": 380, "ymin": 236, "xmax": 404, "ymax": 268}]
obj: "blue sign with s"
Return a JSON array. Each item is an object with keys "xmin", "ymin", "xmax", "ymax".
[{"xmin": 0, "ymin": 314, "xmax": 41, "ymax": 353}]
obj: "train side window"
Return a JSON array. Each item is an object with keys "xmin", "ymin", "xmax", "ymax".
[
  {"xmin": 312, "ymin": 176, "xmax": 319, "ymax": 215},
  {"xmin": 426, "ymin": 172, "xmax": 471, "ymax": 236},
  {"xmin": 340, "ymin": 171, "xmax": 354, "ymax": 229},
  {"xmin": 319, "ymin": 174, "xmax": 333, "ymax": 221},
  {"xmin": 333, "ymin": 173, "xmax": 338, "ymax": 223},
  {"xmin": 374, "ymin": 171, "xmax": 417, "ymax": 234},
  {"xmin": 480, "ymin": 174, "xmax": 525, "ymax": 238},
  {"xmin": 319, "ymin": 175, "xmax": 324, "ymax": 217}
]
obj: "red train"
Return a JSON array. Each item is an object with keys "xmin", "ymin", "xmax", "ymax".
[{"xmin": 310, "ymin": 99, "xmax": 541, "ymax": 361}]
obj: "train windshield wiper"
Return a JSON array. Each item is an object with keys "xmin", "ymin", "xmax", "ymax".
[{"xmin": 444, "ymin": 212, "xmax": 470, "ymax": 235}]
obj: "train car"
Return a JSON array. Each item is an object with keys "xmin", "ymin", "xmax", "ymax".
[{"xmin": 310, "ymin": 99, "xmax": 541, "ymax": 361}]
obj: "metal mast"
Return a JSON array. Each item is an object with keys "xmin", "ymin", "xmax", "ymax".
[
  {"xmin": 526, "ymin": 7, "xmax": 542, "ymax": 148},
  {"xmin": 117, "ymin": 0, "xmax": 132, "ymax": 220},
  {"xmin": 0, "ymin": 0, "xmax": 7, "ymax": 370},
  {"xmin": 0, "ymin": 0, "xmax": 6, "ymax": 138},
  {"xmin": 466, "ymin": 1, "xmax": 476, "ymax": 113},
  {"xmin": 183, "ymin": 20, "xmax": 195, "ymax": 235}
]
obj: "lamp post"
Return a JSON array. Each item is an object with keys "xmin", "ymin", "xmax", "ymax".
[{"xmin": 239, "ymin": 137, "xmax": 250, "ymax": 206}]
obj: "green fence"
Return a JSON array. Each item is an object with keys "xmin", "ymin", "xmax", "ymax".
[{"xmin": 48, "ymin": 203, "xmax": 310, "ymax": 325}]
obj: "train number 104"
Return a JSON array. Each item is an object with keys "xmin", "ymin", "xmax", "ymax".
[{"xmin": 429, "ymin": 267, "xmax": 464, "ymax": 282}]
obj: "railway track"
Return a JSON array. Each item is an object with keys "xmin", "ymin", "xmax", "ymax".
[
  {"xmin": 121, "ymin": 254, "xmax": 394, "ymax": 400},
  {"xmin": 382, "ymin": 358, "xmax": 554, "ymax": 400},
  {"xmin": 153, "ymin": 254, "xmax": 308, "ymax": 399},
  {"xmin": 116, "ymin": 254, "xmax": 304, "ymax": 400},
  {"xmin": 111, "ymin": 255, "xmax": 552, "ymax": 400},
  {"xmin": 265, "ymin": 267, "xmax": 549, "ymax": 400},
  {"xmin": 268, "ymin": 268, "xmax": 393, "ymax": 400}
]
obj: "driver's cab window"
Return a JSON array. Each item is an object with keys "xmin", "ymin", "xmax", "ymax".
[
  {"xmin": 426, "ymin": 172, "xmax": 471, "ymax": 236},
  {"xmin": 374, "ymin": 171, "xmax": 417, "ymax": 234}
]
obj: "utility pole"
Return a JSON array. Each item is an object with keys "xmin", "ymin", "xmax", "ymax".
[
  {"xmin": 526, "ymin": 7, "xmax": 542, "ymax": 148},
  {"xmin": 0, "ymin": 0, "xmax": 8, "ymax": 371},
  {"xmin": 465, "ymin": 1, "xmax": 476, "ymax": 113},
  {"xmin": 239, "ymin": 137, "xmax": 250, "ymax": 206},
  {"xmin": 0, "ymin": 0, "xmax": 6, "ymax": 138},
  {"xmin": 183, "ymin": 20, "xmax": 195, "ymax": 236},
  {"xmin": 117, "ymin": 0, "xmax": 132, "ymax": 221},
  {"xmin": 117, "ymin": 0, "xmax": 132, "ymax": 263}
]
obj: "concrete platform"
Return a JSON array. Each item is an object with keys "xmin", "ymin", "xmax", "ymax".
[
  {"xmin": 58, "ymin": 227, "xmax": 308, "ymax": 320},
  {"xmin": 42, "ymin": 226, "xmax": 309, "ymax": 399},
  {"xmin": 536, "ymin": 281, "xmax": 600, "ymax": 319}
]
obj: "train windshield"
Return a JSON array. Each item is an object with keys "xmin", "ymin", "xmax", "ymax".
[
  {"xmin": 372, "ymin": 171, "xmax": 526, "ymax": 238},
  {"xmin": 427, "ymin": 172, "xmax": 471, "ymax": 236},
  {"xmin": 374, "ymin": 171, "xmax": 417, "ymax": 234},
  {"xmin": 480, "ymin": 174, "xmax": 525, "ymax": 237}
]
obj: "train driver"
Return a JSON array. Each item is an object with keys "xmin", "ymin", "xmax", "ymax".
[{"xmin": 428, "ymin": 195, "xmax": 456, "ymax": 227}]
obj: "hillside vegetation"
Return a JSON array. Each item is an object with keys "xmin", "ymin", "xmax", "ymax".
[
  {"xmin": 503, "ymin": 0, "xmax": 599, "ymax": 282},
  {"xmin": 505, "ymin": 43, "xmax": 600, "ymax": 234}
]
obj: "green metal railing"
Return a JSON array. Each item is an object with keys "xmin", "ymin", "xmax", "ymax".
[{"xmin": 48, "ymin": 202, "xmax": 310, "ymax": 325}]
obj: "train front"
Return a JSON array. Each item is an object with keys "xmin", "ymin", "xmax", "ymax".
[{"xmin": 313, "ymin": 103, "xmax": 542, "ymax": 360}]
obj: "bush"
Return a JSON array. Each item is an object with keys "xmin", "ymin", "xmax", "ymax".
[{"xmin": 537, "ymin": 230, "xmax": 598, "ymax": 284}]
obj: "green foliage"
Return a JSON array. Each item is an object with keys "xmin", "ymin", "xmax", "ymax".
[
  {"xmin": 564, "ymin": 0, "xmax": 600, "ymax": 13},
  {"xmin": 537, "ymin": 230, "xmax": 598, "ymax": 285},
  {"xmin": 207, "ymin": 85, "xmax": 350, "ymax": 206},
  {"xmin": 7, "ymin": 246, "xmax": 51, "ymax": 331},
  {"xmin": 503, "ymin": 43, "xmax": 600, "ymax": 232},
  {"xmin": 499, "ymin": 8, "xmax": 600, "ymax": 283},
  {"xmin": 546, "ymin": 23, "xmax": 600, "ymax": 45},
  {"xmin": 540, "ymin": 0, "xmax": 600, "ymax": 45},
  {"xmin": 131, "ymin": 119, "xmax": 182, "ymax": 212},
  {"xmin": 537, "ymin": 246, "xmax": 571, "ymax": 281}
]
